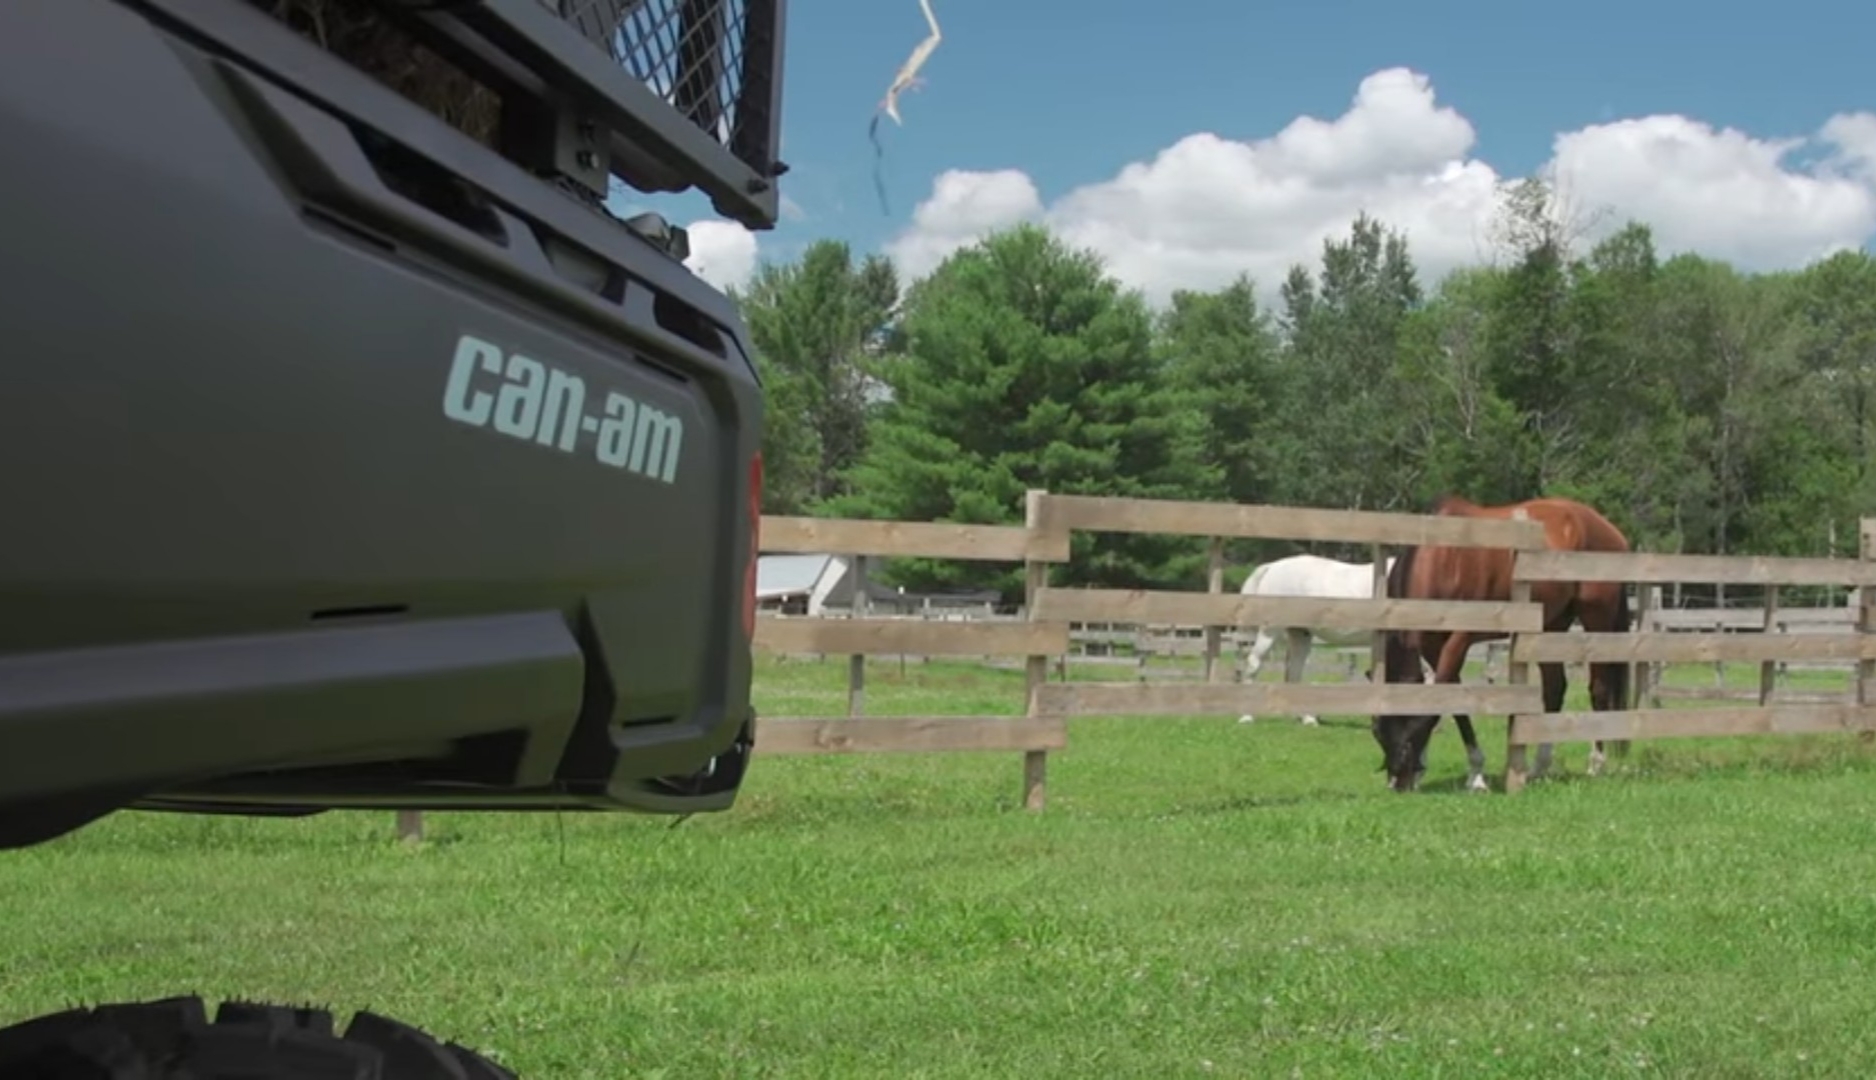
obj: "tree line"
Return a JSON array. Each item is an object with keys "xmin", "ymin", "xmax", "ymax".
[{"xmin": 730, "ymin": 179, "xmax": 1876, "ymax": 601}]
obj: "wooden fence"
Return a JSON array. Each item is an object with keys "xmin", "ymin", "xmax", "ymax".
[
  {"xmin": 751, "ymin": 505, "xmax": 1071, "ymax": 809},
  {"xmin": 1502, "ymin": 523, "xmax": 1876, "ymax": 791},
  {"xmin": 743, "ymin": 495, "xmax": 1876, "ymax": 807},
  {"xmin": 749, "ymin": 492, "xmax": 1555, "ymax": 807}
]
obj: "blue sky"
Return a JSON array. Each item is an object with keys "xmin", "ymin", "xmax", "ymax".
[{"xmin": 617, "ymin": 0, "xmax": 1876, "ymax": 291}]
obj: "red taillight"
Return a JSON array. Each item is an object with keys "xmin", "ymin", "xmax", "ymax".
[{"xmin": 743, "ymin": 451, "xmax": 763, "ymax": 639}]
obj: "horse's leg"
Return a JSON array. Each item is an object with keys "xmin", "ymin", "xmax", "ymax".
[
  {"xmin": 1429, "ymin": 634, "xmax": 1487, "ymax": 792},
  {"xmin": 1585, "ymin": 663, "xmax": 1626, "ymax": 775},
  {"xmin": 1582, "ymin": 593, "xmax": 1628, "ymax": 776},
  {"xmin": 1414, "ymin": 632, "xmax": 1481, "ymax": 788},
  {"xmin": 1581, "ymin": 659, "xmax": 1610, "ymax": 776},
  {"xmin": 1533, "ymin": 661, "xmax": 1567, "ymax": 780},
  {"xmin": 1243, "ymin": 627, "xmax": 1273, "ymax": 679},
  {"xmin": 1453, "ymin": 715, "xmax": 1486, "ymax": 792},
  {"xmin": 1238, "ymin": 627, "xmax": 1275, "ymax": 723},
  {"xmin": 1284, "ymin": 628, "xmax": 1316, "ymax": 725}
]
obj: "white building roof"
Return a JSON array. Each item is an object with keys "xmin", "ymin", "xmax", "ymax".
[{"xmin": 756, "ymin": 554, "xmax": 835, "ymax": 600}]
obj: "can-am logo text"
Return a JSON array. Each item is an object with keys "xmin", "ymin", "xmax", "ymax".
[{"xmin": 441, "ymin": 334, "xmax": 683, "ymax": 485}]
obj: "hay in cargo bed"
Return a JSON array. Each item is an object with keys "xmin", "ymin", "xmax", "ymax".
[{"xmin": 252, "ymin": 0, "xmax": 525, "ymax": 146}]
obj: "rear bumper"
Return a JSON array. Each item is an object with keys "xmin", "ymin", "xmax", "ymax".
[{"xmin": 0, "ymin": 609, "xmax": 756, "ymax": 819}]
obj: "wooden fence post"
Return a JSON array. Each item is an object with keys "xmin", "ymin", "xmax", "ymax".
[
  {"xmin": 847, "ymin": 554, "xmax": 868, "ymax": 719},
  {"xmin": 1759, "ymin": 584, "xmax": 1780, "ymax": 706},
  {"xmin": 1859, "ymin": 520, "xmax": 1875, "ymax": 742},
  {"xmin": 1633, "ymin": 586, "xmax": 1658, "ymax": 710},
  {"xmin": 1022, "ymin": 491, "xmax": 1051, "ymax": 810},
  {"xmin": 1203, "ymin": 537, "xmax": 1225, "ymax": 683},
  {"xmin": 395, "ymin": 809, "xmax": 423, "ymax": 843}
]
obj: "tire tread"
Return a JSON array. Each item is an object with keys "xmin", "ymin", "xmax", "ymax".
[{"xmin": 0, "ymin": 996, "xmax": 515, "ymax": 1079}]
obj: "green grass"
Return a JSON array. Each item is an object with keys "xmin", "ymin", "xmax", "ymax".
[{"xmin": 5, "ymin": 656, "xmax": 1876, "ymax": 1078}]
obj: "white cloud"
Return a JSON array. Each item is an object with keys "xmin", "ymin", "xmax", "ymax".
[
  {"xmin": 882, "ymin": 168, "xmax": 1043, "ymax": 281},
  {"xmin": 883, "ymin": 67, "xmax": 1876, "ymax": 306},
  {"xmin": 1550, "ymin": 115, "xmax": 1876, "ymax": 270},
  {"xmin": 1820, "ymin": 113, "xmax": 1876, "ymax": 184},
  {"xmin": 683, "ymin": 219, "xmax": 759, "ymax": 291}
]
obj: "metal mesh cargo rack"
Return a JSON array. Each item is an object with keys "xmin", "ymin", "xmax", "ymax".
[
  {"xmin": 437, "ymin": 0, "xmax": 787, "ymax": 230},
  {"xmin": 196, "ymin": 0, "xmax": 788, "ymax": 231}
]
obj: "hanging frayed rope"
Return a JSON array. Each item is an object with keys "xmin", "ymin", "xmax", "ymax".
[{"xmin": 868, "ymin": 0, "xmax": 942, "ymax": 216}]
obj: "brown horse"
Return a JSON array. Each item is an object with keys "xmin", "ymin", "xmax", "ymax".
[{"xmin": 1371, "ymin": 494, "xmax": 1632, "ymax": 792}]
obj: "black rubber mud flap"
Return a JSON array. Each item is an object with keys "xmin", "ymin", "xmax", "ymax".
[{"xmin": 0, "ymin": 996, "xmax": 517, "ymax": 1078}]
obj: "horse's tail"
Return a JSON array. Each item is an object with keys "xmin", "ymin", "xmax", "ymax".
[
  {"xmin": 1579, "ymin": 495, "xmax": 1634, "ymax": 709},
  {"xmin": 1384, "ymin": 544, "xmax": 1416, "ymax": 601},
  {"xmin": 1241, "ymin": 562, "xmax": 1271, "ymax": 597},
  {"xmin": 1377, "ymin": 545, "xmax": 1423, "ymax": 686}
]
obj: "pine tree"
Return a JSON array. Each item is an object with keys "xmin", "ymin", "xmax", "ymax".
[{"xmin": 828, "ymin": 225, "xmax": 1219, "ymax": 598}]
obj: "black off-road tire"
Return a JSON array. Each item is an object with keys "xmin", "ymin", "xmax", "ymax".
[{"xmin": 0, "ymin": 996, "xmax": 517, "ymax": 1078}]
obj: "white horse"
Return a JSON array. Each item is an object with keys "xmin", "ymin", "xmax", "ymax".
[{"xmin": 1235, "ymin": 553, "xmax": 1405, "ymax": 726}]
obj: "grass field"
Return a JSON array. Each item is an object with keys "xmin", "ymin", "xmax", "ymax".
[{"xmin": 6, "ymin": 655, "xmax": 1876, "ymax": 1078}]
